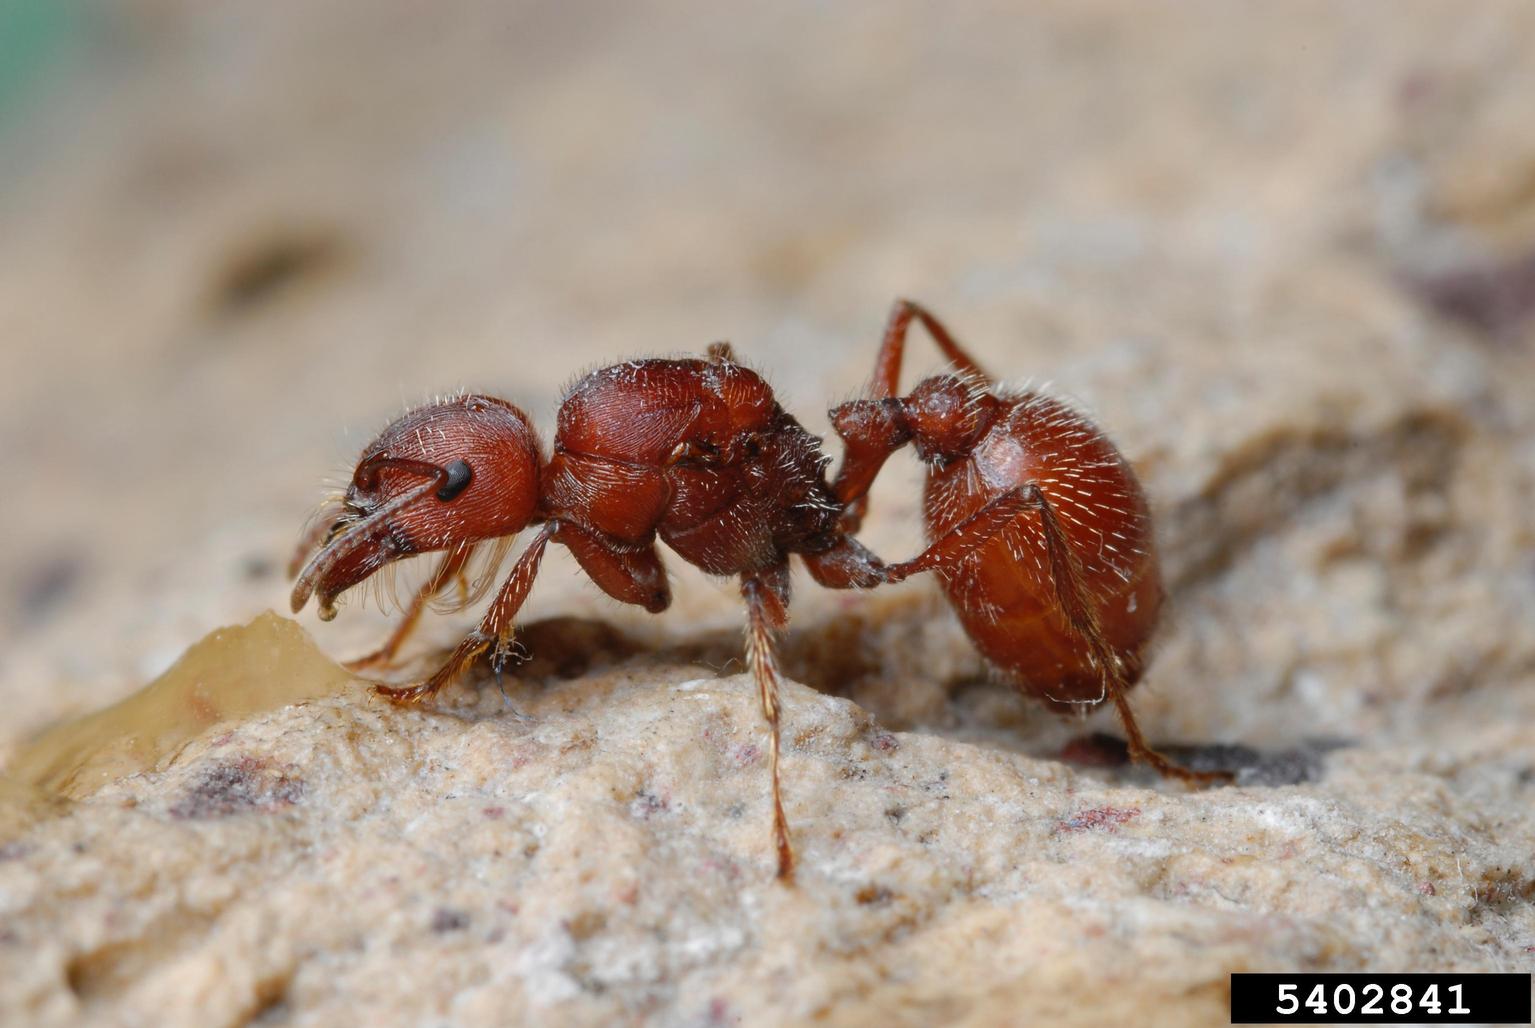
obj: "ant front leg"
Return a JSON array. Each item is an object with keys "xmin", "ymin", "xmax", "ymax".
[
  {"xmin": 887, "ymin": 486, "xmax": 1231, "ymax": 787},
  {"xmin": 740, "ymin": 565, "xmax": 796, "ymax": 882},
  {"xmin": 345, "ymin": 541, "xmax": 475, "ymax": 671},
  {"xmin": 375, "ymin": 524, "xmax": 554, "ymax": 706}
]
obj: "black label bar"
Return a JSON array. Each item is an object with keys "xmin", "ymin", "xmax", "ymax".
[{"xmin": 1230, "ymin": 972, "xmax": 1531, "ymax": 1024}]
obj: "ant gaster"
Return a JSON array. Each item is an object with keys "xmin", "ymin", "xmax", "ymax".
[
  {"xmin": 831, "ymin": 301, "xmax": 1228, "ymax": 785},
  {"xmin": 290, "ymin": 344, "xmax": 888, "ymax": 881}
]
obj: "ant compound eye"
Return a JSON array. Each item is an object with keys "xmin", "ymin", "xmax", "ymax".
[{"xmin": 436, "ymin": 459, "xmax": 473, "ymax": 501}]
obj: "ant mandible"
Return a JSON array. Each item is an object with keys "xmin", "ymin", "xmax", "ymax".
[
  {"xmin": 829, "ymin": 300, "xmax": 1228, "ymax": 785},
  {"xmin": 289, "ymin": 344, "xmax": 888, "ymax": 882}
]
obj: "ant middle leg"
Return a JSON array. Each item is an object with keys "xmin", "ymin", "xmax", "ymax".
[
  {"xmin": 886, "ymin": 486, "xmax": 1230, "ymax": 786},
  {"xmin": 741, "ymin": 565, "xmax": 796, "ymax": 882}
]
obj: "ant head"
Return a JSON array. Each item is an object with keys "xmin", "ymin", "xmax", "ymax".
[{"xmin": 291, "ymin": 395, "xmax": 542, "ymax": 620}]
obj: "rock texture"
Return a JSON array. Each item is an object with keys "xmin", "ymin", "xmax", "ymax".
[{"xmin": 3, "ymin": 2, "xmax": 1534, "ymax": 1025}]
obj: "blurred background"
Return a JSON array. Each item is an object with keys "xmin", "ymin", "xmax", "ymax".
[{"xmin": 2, "ymin": 1, "xmax": 1533, "ymax": 763}]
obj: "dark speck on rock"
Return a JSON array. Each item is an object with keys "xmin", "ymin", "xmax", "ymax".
[
  {"xmin": 431, "ymin": 908, "xmax": 469, "ymax": 933},
  {"xmin": 706, "ymin": 997, "xmax": 735, "ymax": 1027},
  {"xmin": 1056, "ymin": 806, "xmax": 1141, "ymax": 833},
  {"xmin": 1405, "ymin": 250, "xmax": 1535, "ymax": 341},
  {"xmin": 855, "ymin": 884, "xmax": 893, "ymax": 906},
  {"xmin": 169, "ymin": 756, "xmax": 304, "ymax": 819},
  {"xmin": 629, "ymin": 790, "xmax": 668, "ymax": 818}
]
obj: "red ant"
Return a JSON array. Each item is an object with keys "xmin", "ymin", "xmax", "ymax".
[
  {"xmin": 289, "ymin": 344, "xmax": 887, "ymax": 881},
  {"xmin": 830, "ymin": 300, "xmax": 1228, "ymax": 785},
  {"xmin": 289, "ymin": 311, "xmax": 1223, "ymax": 886}
]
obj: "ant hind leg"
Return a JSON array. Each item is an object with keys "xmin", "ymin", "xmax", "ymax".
[
  {"xmin": 1013, "ymin": 490, "xmax": 1228, "ymax": 785},
  {"xmin": 887, "ymin": 485, "xmax": 1230, "ymax": 787},
  {"xmin": 868, "ymin": 299, "xmax": 992, "ymax": 400}
]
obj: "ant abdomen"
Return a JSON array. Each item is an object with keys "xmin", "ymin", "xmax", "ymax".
[
  {"xmin": 923, "ymin": 390, "xmax": 1163, "ymax": 710},
  {"xmin": 832, "ymin": 300, "xmax": 1226, "ymax": 785}
]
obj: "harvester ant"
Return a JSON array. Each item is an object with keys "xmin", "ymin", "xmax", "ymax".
[
  {"xmin": 288, "ymin": 309, "xmax": 1223, "ymax": 884},
  {"xmin": 831, "ymin": 300, "xmax": 1227, "ymax": 785}
]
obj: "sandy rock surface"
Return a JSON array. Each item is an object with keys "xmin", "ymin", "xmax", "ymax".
[{"xmin": 2, "ymin": 2, "xmax": 1534, "ymax": 1025}]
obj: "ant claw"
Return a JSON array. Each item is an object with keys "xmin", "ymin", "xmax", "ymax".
[
  {"xmin": 373, "ymin": 681, "xmax": 434, "ymax": 706},
  {"xmin": 491, "ymin": 652, "xmax": 535, "ymax": 721}
]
